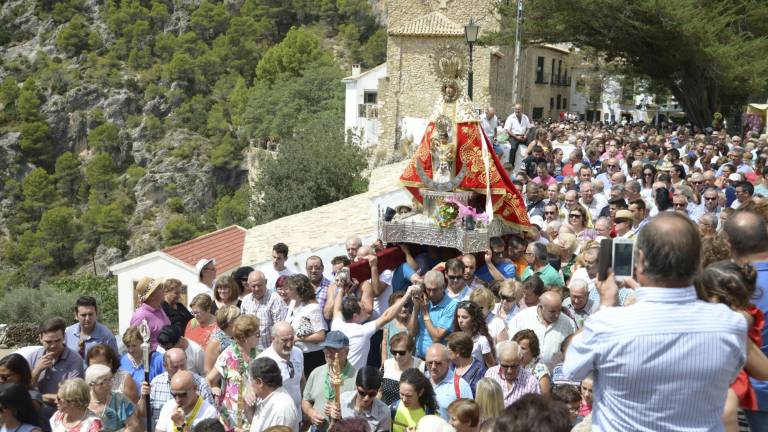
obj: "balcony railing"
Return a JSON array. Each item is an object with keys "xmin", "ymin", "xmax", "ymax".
[
  {"xmin": 550, "ymin": 76, "xmax": 572, "ymax": 87},
  {"xmin": 358, "ymin": 103, "xmax": 378, "ymax": 119}
]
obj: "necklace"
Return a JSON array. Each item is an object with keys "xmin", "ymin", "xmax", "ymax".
[{"xmin": 90, "ymin": 393, "xmax": 112, "ymax": 419}]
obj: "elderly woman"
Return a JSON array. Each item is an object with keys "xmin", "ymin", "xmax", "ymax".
[
  {"xmin": 550, "ymin": 233, "xmax": 578, "ymax": 283},
  {"xmin": 160, "ymin": 278, "xmax": 193, "ymax": 335},
  {"xmin": 50, "ymin": 379, "xmax": 102, "ymax": 432},
  {"xmin": 491, "ymin": 280, "xmax": 524, "ymax": 326},
  {"xmin": 381, "ymin": 332, "xmax": 425, "ymax": 405},
  {"xmin": 446, "ymin": 332, "xmax": 487, "ymax": 395},
  {"xmin": 203, "ymin": 306, "xmax": 241, "ymax": 375},
  {"xmin": 129, "ymin": 277, "xmax": 170, "ymax": 351},
  {"xmin": 85, "ymin": 364, "xmax": 141, "ymax": 432},
  {"xmin": 206, "ymin": 315, "xmax": 260, "ymax": 431},
  {"xmin": 85, "ymin": 345, "xmax": 138, "ymax": 404},
  {"xmin": 511, "ymin": 330, "xmax": 552, "ymax": 398},
  {"xmin": 284, "ymin": 274, "xmax": 327, "ymax": 376},
  {"xmin": 469, "ymin": 287, "xmax": 508, "ymax": 343},
  {"xmin": 118, "ymin": 327, "xmax": 163, "ymax": 391},
  {"xmin": 185, "ymin": 294, "xmax": 218, "ymax": 349},
  {"xmin": 211, "ymin": 276, "xmax": 242, "ymax": 315}
]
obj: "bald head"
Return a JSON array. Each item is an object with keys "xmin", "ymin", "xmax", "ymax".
[
  {"xmin": 346, "ymin": 236, "xmax": 362, "ymax": 259},
  {"xmin": 724, "ymin": 211, "xmax": 768, "ymax": 258},
  {"xmin": 356, "ymin": 245, "xmax": 372, "ymax": 261},
  {"xmin": 271, "ymin": 321, "xmax": 295, "ymax": 357},
  {"xmin": 425, "ymin": 344, "xmax": 449, "ymax": 383},
  {"xmin": 538, "ymin": 291, "xmax": 562, "ymax": 324},
  {"xmin": 163, "ymin": 348, "xmax": 187, "ymax": 376},
  {"xmin": 247, "ymin": 270, "xmax": 267, "ymax": 299},
  {"xmin": 636, "ymin": 212, "xmax": 701, "ymax": 286},
  {"xmin": 170, "ymin": 370, "xmax": 195, "ymax": 392},
  {"xmin": 539, "ymin": 291, "xmax": 562, "ymax": 307}
]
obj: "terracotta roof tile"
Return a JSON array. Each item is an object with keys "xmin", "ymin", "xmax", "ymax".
[
  {"xmin": 163, "ymin": 225, "xmax": 246, "ymax": 274},
  {"xmin": 388, "ymin": 11, "xmax": 464, "ymax": 36}
]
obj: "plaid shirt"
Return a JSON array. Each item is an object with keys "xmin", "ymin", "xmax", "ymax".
[
  {"xmin": 150, "ymin": 372, "xmax": 214, "ymax": 426},
  {"xmin": 240, "ymin": 291, "xmax": 285, "ymax": 350},
  {"xmin": 314, "ymin": 277, "xmax": 331, "ymax": 312}
]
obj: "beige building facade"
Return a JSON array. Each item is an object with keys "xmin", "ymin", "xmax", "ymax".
[{"xmin": 516, "ymin": 44, "xmax": 573, "ymax": 122}]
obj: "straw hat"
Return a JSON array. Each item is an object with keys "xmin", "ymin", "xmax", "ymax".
[{"xmin": 135, "ymin": 276, "xmax": 162, "ymax": 303}]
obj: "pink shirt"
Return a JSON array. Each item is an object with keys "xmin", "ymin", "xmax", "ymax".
[
  {"xmin": 532, "ymin": 175, "xmax": 557, "ymax": 186},
  {"xmin": 484, "ymin": 365, "xmax": 541, "ymax": 407},
  {"xmin": 130, "ymin": 303, "xmax": 171, "ymax": 350}
]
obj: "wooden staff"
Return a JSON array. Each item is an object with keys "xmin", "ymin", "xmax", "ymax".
[
  {"xmin": 139, "ymin": 319, "xmax": 153, "ymax": 432},
  {"xmin": 328, "ymin": 353, "xmax": 343, "ymax": 428}
]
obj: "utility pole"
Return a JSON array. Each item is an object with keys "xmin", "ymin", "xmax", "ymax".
[{"xmin": 510, "ymin": 0, "xmax": 524, "ymax": 105}]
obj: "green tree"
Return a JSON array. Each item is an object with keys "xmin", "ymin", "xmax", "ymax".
[
  {"xmin": 37, "ymin": 206, "xmax": 78, "ymax": 270},
  {"xmin": 163, "ymin": 215, "xmax": 197, "ymax": 246},
  {"xmin": 242, "ymin": 59, "xmax": 344, "ymax": 141},
  {"xmin": 54, "ymin": 152, "xmax": 84, "ymax": 202},
  {"xmin": 56, "ymin": 14, "xmax": 93, "ymax": 56},
  {"xmin": 88, "ymin": 122, "xmax": 122, "ymax": 157},
  {"xmin": 0, "ymin": 76, "xmax": 19, "ymax": 122},
  {"xmin": 495, "ymin": 0, "xmax": 768, "ymax": 127},
  {"xmin": 17, "ymin": 78, "xmax": 42, "ymax": 121},
  {"xmin": 216, "ymin": 184, "xmax": 252, "ymax": 227},
  {"xmin": 360, "ymin": 28, "xmax": 386, "ymax": 68},
  {"xmin": 254, "ymin": 26, "xmax": 334, "ymax": 83},
  {"xmin": 252, "ymin": 112, "xmax": 368, "ymax": 223},
  {"xmin": 85, "ymin": 153, "xmax": 117, "ymax": 204},
  {"xmin": 190, "ymin": 1, "xmax": 229, "ymax": 42},
  {"xmin": 20, "ymin": 167, "xmax": 57, "ymax": 224},
  {"xmin": 19, "ymin": 121, "xmax": 53, "ymax": 166}
]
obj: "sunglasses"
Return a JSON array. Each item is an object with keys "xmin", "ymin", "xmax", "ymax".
[
  {"xmin": 391, "ymin": 349, "xmax": 407, "ymax": 357},
  {"xmin": 357, "ymin": 388, "xmax": 378, "ymax": 399},
  {"xmin": 569, "ymin": 214, "xmax": 582, "ymax": 219},
  {"xmin": 447, "ymin": 275, "xmax": 463, "ymax": 281},
  {"xmin": 704, "ymin": 196, "xmax": 717, "ymax": 201},
  {"xmin": 500, "ymin": 294, "xmax": 515, "ymax": 302}
]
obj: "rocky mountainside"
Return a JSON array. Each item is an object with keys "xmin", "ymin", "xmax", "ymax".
[{"xmin": 0, "ymin": 0, "xmax": 385, "ymax": 287}]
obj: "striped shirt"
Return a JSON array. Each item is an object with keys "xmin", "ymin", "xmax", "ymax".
[
  {"xmin": 563, "ymin": 287, "xmax": 747, "ymax": 431},
  {"xmin": 241, "ymin": 291, "xmax": 285, "ymax": 350},
  {"xmin": 483, "ymin": 365, "xmax": 540, "ymax": 407}
]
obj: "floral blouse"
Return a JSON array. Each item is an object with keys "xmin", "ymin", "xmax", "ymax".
[
  {"xmin": 50, "ymin": 411, "xmax": 102, "ymax": 432},
  {"xmin": 215, "ymin": 344, "xmax": 257, "ymax": 431}
]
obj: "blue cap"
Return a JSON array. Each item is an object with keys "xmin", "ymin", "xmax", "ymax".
[
  {"xmin": 555, "ymin": 176, "xmax": 564, "ymax": 182},
  {"xmin": 321, "ymin": 331, "xmax": 349, "ymax": 349}
]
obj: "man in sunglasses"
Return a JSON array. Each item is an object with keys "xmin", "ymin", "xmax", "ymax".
[
  {"xmin": 482, "ymin": 341, "xmax": 540, "ymax": 407},
  {"xmin": 338, "ymin": 366, "xmax": 390, "ymax": 432},
  {"xmin": 147, "ymin": 348, "xmax": 215, "ymax": 426},
  {"xmin": 257, "ymin": 321, "xmax": 305, "ymax": 414},
  {"xmin": 156, "ymin": 370, "xmax": 218, "ymax": 432},
  {"xmin": 475, "ymin": 237, "xmax": 517, "ymax": 283}
]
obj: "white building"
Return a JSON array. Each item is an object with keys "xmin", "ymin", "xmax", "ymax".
[{"xmin": 342, "ymin": 63, "xmax": 387, "ymax": 148}]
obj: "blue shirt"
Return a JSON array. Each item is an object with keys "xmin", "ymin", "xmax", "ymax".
[
  {"xmin": 28, "ymin": 347, "xmax": 84, "ymax": 395},
  {"xmin": 119, "ymin": 351, "xmax": 165, "ymax": 390},
  {"xmin": 415, "ymin": 294, "xmax": 457, "ymax": 358},
  {"xmin": 430, "ymin": 370, "xmax": 473, "ymax": 420},
  {"xmin": 65, "ymin": 322, "xmax": 119, "ymax": 363},
  {"xmin": 750, "ymin": 261, "xmax": 768, "ymax": 410},
  {"xmin": 564, "ymin": 287, "xmax": 746, "ymax": 431},
  {"xmin": 475, "ymin": 261, "xmax": 516, "ymax": 282}
]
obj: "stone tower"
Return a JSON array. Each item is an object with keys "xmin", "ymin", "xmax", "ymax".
[{"xmin": 376, "ymin": 0, "xmax": 515, "ymax": 162}]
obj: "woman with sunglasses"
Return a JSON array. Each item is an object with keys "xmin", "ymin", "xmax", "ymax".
[
  {"xmin": 640, "ymin": 164, "xmax": 657, "ymax": 200},
  {"xmin": 84, "ymin": 365, "xmax": 140, "ymax": 432},
  {"xmin": 337, "ymin": 367, "xmax": 390, "ymax": 431},
  {"xmin": 0, "ymin": 382, "xmax": 41, "ymax": 432},
  {"xmin": 567, "ymin": 206, "xmax": 595, "ymax": 243},
  {"xmin": 491, "ymin": 280, "xmax": 523, "ymax": 326},
  {"xmin": 50, "ymin": 379, "xmax": 102, "ymax": 432},
  {"xmin": 391, "ymin": 368, "xmax": 437, "ymax": 432},
  {"xmin": 211, "ymin": 276, "xmax": 242, "ymax": 315},
  {"xmin": 452, "ymin": 301, "xmax": 496, "ymax": 368},
  {"xmin": 206, "ymin": 315, "xmax": 260, "ymax": 431},
  {"xmin": 185, "ymin": 294, "xmax": 218, "ymax": 350},
  {"xmin": 381, "ymin": 333, "xmax": 425, "ymax": 405}
]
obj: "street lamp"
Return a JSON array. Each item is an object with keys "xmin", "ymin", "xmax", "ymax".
[{"xmin": 464, "ymin": 17, "xmax": 480, "ymax": 100}]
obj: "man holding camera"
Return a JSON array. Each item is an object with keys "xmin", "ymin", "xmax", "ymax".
[
  {"xmin": 408, "ymin": 270, "xmax": 458, "ymax": 359},
  {"xmin": 563, "ymin": 213, "xmax": 746, "ymax": 431}
]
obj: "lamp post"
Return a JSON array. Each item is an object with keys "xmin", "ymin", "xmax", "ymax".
[{"xmin": 464, "ymin": 18, "xmax": 479, "ymax": 101}]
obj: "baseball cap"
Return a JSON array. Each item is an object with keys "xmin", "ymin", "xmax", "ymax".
[
  {"xmin": 321, "ymin": 331, "xmax": 349, "ymax": 349},
  {"xmin": 615, "ymin": 209, "xmax": 634, "ymax": 222}
]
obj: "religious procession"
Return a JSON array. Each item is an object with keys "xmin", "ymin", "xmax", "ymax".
[{"xmin": 1, "ymin": 0, "xmax": 768, "ymax": 431}]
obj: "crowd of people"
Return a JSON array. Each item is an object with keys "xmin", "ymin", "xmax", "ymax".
[{"xmin": 2, "ymin": 115, "xmax": 768, "ymax": 432}]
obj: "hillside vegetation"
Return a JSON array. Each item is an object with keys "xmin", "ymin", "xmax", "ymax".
[{"xmin": 0, "ymin": 0, "xmax": 383, "ymax": 289}]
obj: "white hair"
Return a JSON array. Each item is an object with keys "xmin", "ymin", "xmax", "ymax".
[
  {"xmin": 85, "ymin": 364, "xmax": 112, "ymax": 385},
  {"xmin": 496, "ymin": 340, "xmax": 523, "ymax": 360}
]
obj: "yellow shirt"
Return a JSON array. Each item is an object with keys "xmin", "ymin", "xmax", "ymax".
[{"xmin": 393, "ymin": 404, "xmax": 426, "ymax": 432}]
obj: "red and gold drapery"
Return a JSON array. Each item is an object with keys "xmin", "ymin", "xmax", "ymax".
[{"xmin": 400, "ymin": 120, "xmax": 531, "ymax": 231}]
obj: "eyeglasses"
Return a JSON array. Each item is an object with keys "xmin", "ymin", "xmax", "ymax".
[
  {"xmin": 674, "ymin": 203, "xmax": 687, "ymax": 208},
  {"xmin": 704, "ymin": 196, "xmax": 717, "ymax": 201},
  {"xmin": 286, "ymin": 361, "xmax": 295, "ymax": 379},
  {"xmin": 171, "ymin": 391, "xmax": 189, "ymax": 399},
  {"xmin": 391, "ymin": 350, "xmax": 407, "ymax": 357},
  {"xmin": 568, "ymin": 214, "xmax": 582, "ymax": 219},
  {"xmin": 605, "ymin": 164, "xmax": 617, "ymax": 168},
  {"xmin": 446, "ymin": 275, "xmax": 463, "ymax": 281},
  {"xmin": 89, "ymin": 380, "xmax": 109, "ymax": 387},
  {"xmin": 500, "ymin": 294, "xmax": 515, "ymax": 302},
  {"xmin": 427, "ymin": 361, "xmax": 444, "ymax": 366},
  {"xmin": 357, "ymin": 388, "xmax": 378, "ymax": 399}
]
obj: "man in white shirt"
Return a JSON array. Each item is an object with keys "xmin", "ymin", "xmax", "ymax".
[
  {"xmin": 509, "ymin": 291, "xmax": 576, "ymax": 370},
  {"xmin": 257, "ymin": 321, "xmax": 305, "ymax": 413},
  {"xmin": 157, "ymin": 325, "xmax": 205, "ymax": 376},
  {"xmin": 156, "ymin": 371, "xmax": 218, "ymax": 432},
  {"xmin": 250, "ymin": 357, "xmax": 301, "ymax": 432},
  {"xmin": 504, "ymin": 103, "xmax": 531, "ymax": 164},
  {"xmin": 330, "ymin": 284, "xmax": 419, "ymax": 369},
  {"xmin": 579, "ymin": 181, "xmax": 607, "ymax": 221},
  {"xmin": 265, "ymin": 242, "xmax": 294, "ymax": 292}
]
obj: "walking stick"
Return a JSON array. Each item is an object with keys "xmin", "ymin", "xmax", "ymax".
[{"xmin": 139, "ymin": 319, "xmax": 153, "ymax": 432}]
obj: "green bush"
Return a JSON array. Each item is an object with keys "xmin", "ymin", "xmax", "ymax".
[
  {"xmin": 0, "ymin": 286, "xmax": 78, "ymax": 325},
  {"xmin": 46, "ymin": 275, "xmax": 119, "ymax": 330}
]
